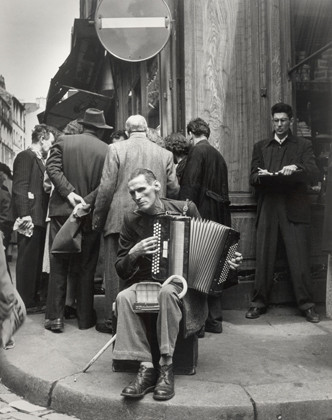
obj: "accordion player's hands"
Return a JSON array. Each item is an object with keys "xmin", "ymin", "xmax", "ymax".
[
  {"xmin": 129, "ymin": 236, "xmax": 158, "ymax": 259},
  {"xmin": 227, "ymin": 251, "xmax": 243, "ymax": 270}
]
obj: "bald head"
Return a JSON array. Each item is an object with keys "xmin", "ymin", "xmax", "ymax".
[{"xmin": 125, "ymin": 115, "xmax": 148, "ymax": 135}]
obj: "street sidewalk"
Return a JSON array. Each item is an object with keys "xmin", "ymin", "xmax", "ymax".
[
  {"xmin": 0, "ymin": 381, "xmax": 78, "ymax": 420},
  {"xmin": 1, "ymin": 302, "xmax": 332, "ymax": 420}
]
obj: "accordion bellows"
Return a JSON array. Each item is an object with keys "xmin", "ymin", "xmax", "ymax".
[{"xmin": 152, "ymin": 215, "xmax": 240, "ymax": 295}]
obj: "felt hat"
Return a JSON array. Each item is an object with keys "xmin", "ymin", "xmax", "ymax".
[{"xmin": 77, "ymin": 108, "xmax": 113, "ymax": 129}]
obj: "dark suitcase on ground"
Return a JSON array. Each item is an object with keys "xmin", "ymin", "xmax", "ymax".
[{"xmin": 112, "ymin": 312, "xmax": 198, "ymax": 375}]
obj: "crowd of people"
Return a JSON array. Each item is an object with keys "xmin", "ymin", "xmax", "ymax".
[{"xmin": 0, "ymin": 102, "xmax": 330, "ymax": 401}]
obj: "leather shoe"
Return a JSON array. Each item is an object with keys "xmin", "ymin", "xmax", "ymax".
[
  {"xmin": 196, "ymin": 325, "xmax": 205, "ymax": 338},
  {"xmin": 64, "ymin": 305, "xmax": 77, "ymax": 319},
  {"xmin": 95, "ymin": 322, "xmax": 112, "ymax": 334},
  {"xmin": 304, "ymin": 307, "xmax": 320, "ymax": 323},
  {"xmin": 44, "ymin": 318, "xmax": 64, "ymax": 333},
  {"xmin": 245, "ymin": 306, "xmax": 266, "ymax": 319},
  {"xmin": 205, "ymin": 321, "xmax": 223, "ymax": 334},
  {"xmin": 153, "ymin": 364, "xmax": 175, "ymax": 401},
  {"xmin": 121, "ymin": 365, "xmax": 157, "ymax": 398}
]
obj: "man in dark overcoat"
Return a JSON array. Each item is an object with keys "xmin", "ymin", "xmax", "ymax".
[
  {"xmin": 246, "ymin": 102, "xmax": 320, "ymax": 322},
  {"xmin": 44, "ymin": 108, "xmax": 111, "ymax": 332},
  {"xmin": 11, "ymin": 125, "xmax": 54, "ymax": 310},
  {"xmin": 178, "ymin": 117, "xmax": 231, "ymax": 334}
]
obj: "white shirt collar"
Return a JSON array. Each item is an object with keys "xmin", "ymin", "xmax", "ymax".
[{"xmin": 274, "ymin": 133, "xmax": 288, "ymax": 144}]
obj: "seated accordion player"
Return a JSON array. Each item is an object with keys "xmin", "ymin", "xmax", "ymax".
[{"xmin": 151, "ymin": 214, "xmax": 240, "ymax": 295}]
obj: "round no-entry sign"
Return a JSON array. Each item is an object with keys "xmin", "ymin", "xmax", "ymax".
[{"xmin": 95, "ymin": 0, "xmax": 172, "ymax": 62}]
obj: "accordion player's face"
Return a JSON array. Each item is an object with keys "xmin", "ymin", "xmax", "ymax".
[{"xmin": 128, "ymin": 174, "xmax": 160, "ymax": 214}]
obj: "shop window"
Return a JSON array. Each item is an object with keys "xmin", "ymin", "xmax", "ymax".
[{"xmin": 292, "ymin": 0, "xmax": 332, "ymax": 197}]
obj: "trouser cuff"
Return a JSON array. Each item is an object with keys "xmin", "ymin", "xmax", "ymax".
[{"xmin": 298, "ymin": 303, "xmax": 314, "ymax": 311}]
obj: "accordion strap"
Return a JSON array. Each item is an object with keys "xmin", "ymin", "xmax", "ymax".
[{"xmin": 162, "ymin": 275, "xmax": 188, "ymax": 300}]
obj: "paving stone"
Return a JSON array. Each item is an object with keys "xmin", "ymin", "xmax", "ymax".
[
  {"xmin": 0, "ymin": 384, "xmax": 9, "ymax": 393},
  {"xmin": 42, "ymin": 414, "xmax": 78, "ymax": 420},
  {"xmin": 0, "ymin": 406, "xmax": 16, "ymax": 414},
  {"xmin": 9, "ymin": 402, "xmax": 45, "ymax": 414},
  {"xmin": 0, "ymin": 414, "xmax": 14, "ymax": 419},
  {"xmin": 6, "ymin": 412, "xmax": 40, "ymax": 420},
  {"xmin": 0, "ymin": 396, "xmax": 21, "ymax": 404},
  {"xmin": 34, "ymin": 410, "xmax": 54, "ymax": 417}
]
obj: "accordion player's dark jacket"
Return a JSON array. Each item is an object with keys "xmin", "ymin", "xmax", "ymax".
[{"xmin": 115, "ymin": 198, "xmax": 208, "ymax": 337}]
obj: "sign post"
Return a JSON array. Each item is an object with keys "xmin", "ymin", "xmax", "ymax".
[{"xmin": 95, "ymin": 0, "xmax": 172, "ymax": 62}]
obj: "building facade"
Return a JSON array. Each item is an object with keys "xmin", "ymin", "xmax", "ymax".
[
  {"xmin": 0, "ymin": 75, "xmax": 26, "ymax": 168},
  {"xmin": 12, "ymin": 97, "xmax": 26, "ymax": 155},
  {"xmin": 42, "ymin": 0, "xmax": 332, "ymax": 307}
]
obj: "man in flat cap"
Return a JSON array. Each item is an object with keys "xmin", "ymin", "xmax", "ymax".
[{"xmin": 45, "ymin": 108, "xmax": 112, "ymax": 332}]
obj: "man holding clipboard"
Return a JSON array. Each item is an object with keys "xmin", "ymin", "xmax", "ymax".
[{"xmin": 246, "ymin": 102, "xmax": 320, "ymax": 323}]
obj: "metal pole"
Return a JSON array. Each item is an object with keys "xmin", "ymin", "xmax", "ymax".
[{"xmin": 288, "ymin": 41, "xmax": 332, "ymax": 76}]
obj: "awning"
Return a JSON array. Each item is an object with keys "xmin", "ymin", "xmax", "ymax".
[
  {"xmin": 38, "ymin": 87, "xmax": 112, "ymax": 131},
  {"xmin": 40, "ymin": 19, "xmax": 110, "ymax": 129}
]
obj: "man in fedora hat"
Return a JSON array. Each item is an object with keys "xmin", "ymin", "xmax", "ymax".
[{"xmin": 45, "ymin": 108, "xmax": 112, "ymax": 332}]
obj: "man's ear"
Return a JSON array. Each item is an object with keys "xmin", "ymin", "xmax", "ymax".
[{"xmin": 154, "ymin": 180, "xmax": 161, "ymax": 192}]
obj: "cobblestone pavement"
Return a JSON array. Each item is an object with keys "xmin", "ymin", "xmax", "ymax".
[{"xmin": 0, "ymin": 382, "xmax": 80, "ymax": 420}]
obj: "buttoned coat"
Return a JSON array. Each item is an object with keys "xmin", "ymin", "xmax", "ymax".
[
  {"xmin": 47, "ymin": 133, "xmax": 108, "ymax": 218},
  {"xmin": 11, "ymin": 149, "xmax": 49, "ymax": 228},
  {"xmin": 250, "ymin": 132, "xmax": 320, "ymax": 224},
  {"xmin": 92, "ymin": 132, "xmax": 179, "ymax": 236}
]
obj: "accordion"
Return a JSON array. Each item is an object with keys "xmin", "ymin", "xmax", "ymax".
[{"xmin": 151, "ymin": 215, "xmax": 240, "ymax": 295}]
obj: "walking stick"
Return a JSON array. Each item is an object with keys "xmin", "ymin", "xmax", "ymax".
[{"xmin": 83, "ymin": 334, "xmax": 117, "ymax": 373}]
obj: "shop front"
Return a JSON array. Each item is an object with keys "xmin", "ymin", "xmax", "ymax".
[{"xmin": 41, "ymin": 0, "xmax": 331, "ymax": 307}]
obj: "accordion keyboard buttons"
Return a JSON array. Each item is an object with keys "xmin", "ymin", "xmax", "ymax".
[{"xmin": 152, "ymin": 222, "xmax": 162, "ymax": 274}]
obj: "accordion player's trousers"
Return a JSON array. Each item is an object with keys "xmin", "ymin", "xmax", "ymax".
[{"xmin": 113, "ymin": 282, "xmax": 183, "ymax": 362}]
